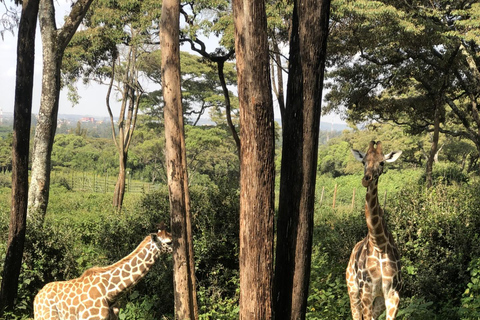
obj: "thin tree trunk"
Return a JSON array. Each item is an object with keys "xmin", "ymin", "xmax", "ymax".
[
  {"xmin": 113, "ymin": 152, "xmax": 127, "ymax": 208},
  {"xmin": 27, "ymin": 0, "xmax": 94, "ymax": 221},
  {"xmin": 232, "ymin": 0, "xmax": 275, "ymax": 318},
  {"xmin": 273, "ymin": 0, "xmax": 331, "ymax": 318},
  {"xmin": 426, "ymin": 105, "xmax": 440, "ymax": 188},
  {"xmin": 271, "ymin": 39, "xmax": 286, "ymax": 127},
  {"xmin": 217, "ymin": 60, "xmax": 241, "ymax": 156},
  {"xmin": 160, "ymin": 0, "xmax": 198, "ymax": 317},
  {"xmin": 0, "ymin": 0, "xmax": 39, "ymax": 313}
]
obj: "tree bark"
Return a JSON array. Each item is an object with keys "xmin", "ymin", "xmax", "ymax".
[
  {"xmin": 232, "ymin": 0, "xmax": 275, "ymax": 318},
  {"xmin": 160, "ymin": 0, "xmax": 198, "ymax": 318},
  {"xmin": 273, "ymin": 0, "xmax": 331, "ymax": 318},
  {"xmin": 113, "ymin": 153, "xmax": 127, "ymax": 208},
  {"xmin": 27, "ymin": 0, "xmax": 94, "ymax": 221},
  {"xmin": 0, "ymin": 0, "xmax": 39, "ymax": 313}
]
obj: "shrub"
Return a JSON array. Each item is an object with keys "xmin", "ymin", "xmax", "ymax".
[
  {"xmin": 459, "ymin": 257, "xmax": 480, "ymax": 319},
  {"xmin": 421, "ymin": 162, "xmax": 469, "ymax": 185},
  {"xmin": 387, "ymin": 182, "xmax": 480, "ymax": 317}
]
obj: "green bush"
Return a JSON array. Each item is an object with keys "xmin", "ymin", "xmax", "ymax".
[
  {"xmin": 421, "ymin": 162, "xmax": 469, "ymax": 185},
  {"xmin": 459, "ymin": 257, "xmax": 480, "ymax": 319},
  {"xmin": 310, "ymin": 175, "xmax": 480, "ymax": 319}
]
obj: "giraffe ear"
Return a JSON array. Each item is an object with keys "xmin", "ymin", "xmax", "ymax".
[
  {"xmin": 384, "ymin": 150, "xmax": 402, "ymax": 162},
  {"xmin": 351, "ymin": 149, "xmax": 365, "ymax": 162},
  {"xmin": 151, "ymin": 234, "xmax": 159, "ymax": 243}
]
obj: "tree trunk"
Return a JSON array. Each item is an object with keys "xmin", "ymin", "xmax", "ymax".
[
  {"xmin": 113, "ymin": 152, "xmax": 127, "ymax": 209},
  {"xmin": 232, "ymin": 0, "xmax": 275, "ymax": 318},
  {"xmin": 273, "ymin": 0, "xmax": 331, "ymax": 318},
  {"xmin": 28, "ymin": 0, "xmax": 61, "ymax": 220},
  {"xmin": 160, "ymin": 0, "xmax": 198, "ymax": 318},
  {"xmin": 426, "ymin": 105, "xmax": 440, "ymax": 188},
  {"xmin": 0, "ymin": 0, "xmax": 39, "ymax": 313},
  {"xmin": 271, "ymin": 39, "xmax": 286, "ymax": 128},
  {"xmin": 27, "ymin": 0, "xmax": 94, "ymax": 221},
  {"xmin": 217, "ymin": 60, "xmax": 241, "ymax": 156}
]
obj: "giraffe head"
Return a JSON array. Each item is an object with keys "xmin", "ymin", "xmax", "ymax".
[
  {"xmin": 351, "ymin": 141, "xmax": 402, "ymax": 188},
  {"xmin": 151, "ymin": 224, "xmax": 173, "ymax": 254}
]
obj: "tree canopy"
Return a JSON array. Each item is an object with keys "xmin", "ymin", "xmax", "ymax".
[{"xmin": 325, "ymin": 0, "xmax": 480, "ymax": 153}]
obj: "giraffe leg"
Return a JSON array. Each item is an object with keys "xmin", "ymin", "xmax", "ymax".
[
  {"xmin": 346, "ymin": 264, "xmax": 362, "ymax": 320},
  {"xmin": 372, "ymin": 296, "xmax": 385, "ymax": 319},
  {"xmin": 348, "ymin": 290, "xmax": 362, "ymax": 320},
  {"xmin": 385, "ymin": 290, "xmax": 400, "ymax": 320},
  {"xmin": 109, "ymin": 304, "xmax": 120, "ymax": 320}
]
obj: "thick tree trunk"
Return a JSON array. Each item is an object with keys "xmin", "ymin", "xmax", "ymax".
[
  {"xmin": 28, "ymin": 0, "xmax": 61, "ymax": 220},
  {"xmin": 273, "ymin": 0, "xmax": 331, "ymax": 318},
  {"xmin": 160, "ymin": 0, "xmax": 198, "ymax": 318},
  {"xmin": 27, "ymin": 0, "xmax": 94, "ymax": 221},
  {"xmin": 232, "ymin": 0, "xmax": 275, "ymax": 318},
  {"xmin": 0, "ymin": 0, "xmax": 39, "ymax": 313}
]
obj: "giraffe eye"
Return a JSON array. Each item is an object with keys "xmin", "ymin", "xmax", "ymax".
[{"xmin": 380, "ymin": 161, "xmax": 385, "ymax": 166}]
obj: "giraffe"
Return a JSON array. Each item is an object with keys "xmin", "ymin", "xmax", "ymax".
[
  {"xmin": 33, "ymin": 227, "xmax": 173, "ymax": 320},
  {"xmin": 346, "ymin": 141, "xmax": 402, "ymax": 320}
]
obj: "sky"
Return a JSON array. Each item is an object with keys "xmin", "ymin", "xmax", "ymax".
[{"xmin": 0, "ymin": 1, "xmax": 344, "ymax": 124}]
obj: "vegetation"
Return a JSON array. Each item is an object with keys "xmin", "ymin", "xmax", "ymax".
[
  {"xmin": 2, "ymin": 0, "xmax": 480, "ymax": 317},
  {"xmin": 0, "ymin": 121, "xmax": 479, "ymax": 319}
]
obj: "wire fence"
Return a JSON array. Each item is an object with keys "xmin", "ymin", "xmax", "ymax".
[
  {"xmin": 52, "ymin": 171, "xmax": 163, "ymax": 194},
  {"xmin": 318, "ymin": 184, "xmax": 389, "ymax": 211}
]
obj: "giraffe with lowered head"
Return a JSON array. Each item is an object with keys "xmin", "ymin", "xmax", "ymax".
[
  {"xmin": 34, "ymin": 225, "xmax": 173, "ymax": 319},
  {"xmin": 346, "ymin": 141, "xmax": 402, "ymax": 320}
]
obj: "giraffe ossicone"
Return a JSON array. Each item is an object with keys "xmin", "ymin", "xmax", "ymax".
[
  {"xmin": 34, "ymin": 226, "xmax": 173, "ymax": 320},
  {"xmin": 346, "ymin": 141, "xmax": 402, "ymax": 320}
]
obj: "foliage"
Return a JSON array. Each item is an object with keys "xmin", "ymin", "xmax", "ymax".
[
  {"xmin": 325, "ymin": 0, "xmax": 480, "ymax": 155},
  {"xmin": 52, "ymin": 134, "xmax": 117, "ymax": 173},
  {"xmin": 420, "ymin": 162, "xmax": 469, "ymax": 185},
  {"xmin": 460, "ymin": 257, "xmax": 480, "ymax": 319},
  {"xmin": 388, "ymin": 183, "xmax": 480, "ymax": 318},
  {"xmin": 311, "ymin": 167, "xmax": 480, "ymax": 319},
  {"xmin": 317, "ymin": 139, "xmax": 351, "ymax": 177}
]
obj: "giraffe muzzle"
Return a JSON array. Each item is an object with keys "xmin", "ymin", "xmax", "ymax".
[{"xmin": 362, "ymin": 174, "xmax": 372, "ymax": 187}]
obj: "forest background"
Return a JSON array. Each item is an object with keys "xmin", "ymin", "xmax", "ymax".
[{"xmin": 1, "ymin": 0, "xmax": 480, "ymax": 319}]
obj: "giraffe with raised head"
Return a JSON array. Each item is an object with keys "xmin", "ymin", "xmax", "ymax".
[
  {"xmin": 34, "ymin": 226, "xmax": 173, "ymax": 320},
  {"xmin": 346, "ymin": 141, "xmax": 402, "ymax": 320}
]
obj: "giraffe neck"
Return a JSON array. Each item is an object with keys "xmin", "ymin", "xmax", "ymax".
[
  {"xmin": 365, "ymin": 180, "xmax": 389, "ymax": 250},
  {"xmin": 99, "ymin": 236, "xmax": 162, "ymax": 301}
]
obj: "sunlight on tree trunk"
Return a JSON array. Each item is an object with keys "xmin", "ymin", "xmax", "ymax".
[
  {"xmin": 232, "ymin": 0, "xmax": 275, "ymax": 318},
  {"xmin": 27, "ymin": 0, "xmax": 94, "ymax": 221},
  {"xmin": 160, "ymin": 0, "xmax": 198, "ymax": 317}
]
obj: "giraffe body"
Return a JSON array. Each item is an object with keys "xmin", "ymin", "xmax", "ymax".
[
  {"xmin": 34, "ymin": 229, "xmax": 172, "ymax": 320},
  {"xmin": 346, "ymin": 141, "xmax": 402, "ymax": 320}
]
